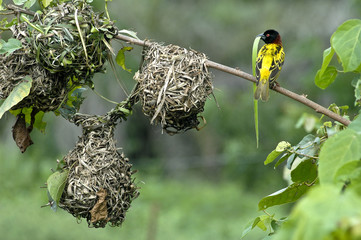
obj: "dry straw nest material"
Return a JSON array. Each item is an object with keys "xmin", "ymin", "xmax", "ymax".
[
  {"xmin": 59, "ymin": 115, "xmax": 139, "ymax": 228},
  {"xmin": 0, "ymin": 23, "xmax": 68, "ymax": 112},
  {"xmin": 134, "ymin": 42, "xmax": 214, "ymax": 134},
  {"xmin": 30, "ymin": 0, "xmax": 117, "ymax": 82},
  {"xmin": 0, "ymin": 0, "xmax": 117, "ymax": 112}
]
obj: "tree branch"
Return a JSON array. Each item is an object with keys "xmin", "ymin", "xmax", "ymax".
[{"xmin": 115, "ymin": 34, "xmax": 351, "ymax": 126}]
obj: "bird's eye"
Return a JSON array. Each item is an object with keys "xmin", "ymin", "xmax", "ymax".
[{"xmin": 266, "ymin": 34, "xmax": 270, "ymax": 37}]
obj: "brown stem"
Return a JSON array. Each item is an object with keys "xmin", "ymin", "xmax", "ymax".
[
  {"xmin": 5, "ymin": 4, "xmax": 36, "ymax": 16},
  {"xmin": 115, "ymin": 34, "xmax": 351, "ymax": 126}
]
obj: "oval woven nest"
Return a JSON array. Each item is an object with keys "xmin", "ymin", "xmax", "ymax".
[{"xmin": 59, "ymin": 115, "xmax": 139, "ymax": 228}]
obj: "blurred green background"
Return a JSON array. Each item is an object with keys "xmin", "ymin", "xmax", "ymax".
[{"xmin": 1, "ymin": 0, "xmax": 360, "ymax": 239}]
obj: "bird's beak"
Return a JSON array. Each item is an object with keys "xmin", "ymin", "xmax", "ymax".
[{"xmin": 257, "ymin": 33, "xmax": 265, "ymax": 40}]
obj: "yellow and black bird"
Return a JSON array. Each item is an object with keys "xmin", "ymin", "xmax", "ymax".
[{"xmin": 254, "ymin": 29, "xmax": 285, "ymax": 101}]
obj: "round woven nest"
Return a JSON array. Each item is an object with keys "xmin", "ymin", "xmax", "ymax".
[
  {"xmin": 0, "ymin": 23, "xmax": 68, "ymax": 112},
  {"xmin": 31, "ymin": 0, "xmax": 117, "ymax": 81},
  {"xmin": 134, "ymin": 42, "xmax": 214, "ymax": 134},
  {"xmin": 0, "ymin": 0, "xmax": 117, "ymax": 112},
  {"xmin": 59, "ymin": 115, "xmax": 139, "ymax": 228}
]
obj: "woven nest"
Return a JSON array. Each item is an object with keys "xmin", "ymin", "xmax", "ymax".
[
  {"xmin": 0, "ymin": 0, "xmax": 116, "ymax": 112},
  {"xmin": 0, "ymin": 23, "xmax": 68, "ymax": 112},
  {"xmin": 59, "ymin": 115, "xmax": 139, "ymax": 228},
  {"xmin": 30, "ymin": 0, "xmax": 117, "ymax": 82},
  {"xmin": 134, "ymin": 43, "xmax": 214, "ymax": 134}
]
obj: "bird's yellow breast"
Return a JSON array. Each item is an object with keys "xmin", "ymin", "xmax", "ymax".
[{"xmin": 256, "ymin": 43, "xmax": 285, "ymax": 84}]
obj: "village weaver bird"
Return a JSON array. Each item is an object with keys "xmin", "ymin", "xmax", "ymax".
[{"xmin": 254, "ymin": 29, "xmax": 285, "ymax": 101}]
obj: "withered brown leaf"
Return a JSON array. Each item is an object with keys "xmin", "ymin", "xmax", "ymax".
[
  {"xmin": 12, "ymin": 114, "xmax": 33, "ymax": 153},
  {"xmin": 90, "ymin": 188, "xmax": 109, "ymax": 224}
]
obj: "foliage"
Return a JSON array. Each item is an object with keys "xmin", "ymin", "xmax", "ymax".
[
  {"xmin": 0, "ymin": 76, "xmax": 32, "ymax": 119},
  {"xmin": 242, "ymin": 19, "xmax": 361, "ymax": 239}
]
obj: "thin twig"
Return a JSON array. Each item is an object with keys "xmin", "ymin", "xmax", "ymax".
[
  {"xmin": 5, "ymin": 4, "xmax": 36, "ymax": 16},
  {"xmin": 115, "ymin": 33, "xmax": 351, "ymax": 126}
]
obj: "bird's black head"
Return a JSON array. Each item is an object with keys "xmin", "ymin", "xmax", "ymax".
[{"xmin": 259, "ymin": 29, "xmax": 281, "ymax": 44}]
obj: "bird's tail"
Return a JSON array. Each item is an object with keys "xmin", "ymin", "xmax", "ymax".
[{"xmin": 254, "ymin": 79, "xmax": 269, "ymax": 102}]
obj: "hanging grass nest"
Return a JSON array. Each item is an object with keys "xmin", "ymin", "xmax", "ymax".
[
  {"xmin": 29, "ymin": 0, "xmax": 117, "ymax": 82},
  {"xmin": 0, "ymin": 0, "xmax": 117, "ymax": 112},
  {"xmin": 59, "ymin": 115, "xmax": 139, "ymax": 228},
  {"xmin": 134, "ymin": 42, "xmax": 214, "ymax": 134},
  {"xmin": 0, "ymin": 23, "xmax": 68, "ymax": 112}
]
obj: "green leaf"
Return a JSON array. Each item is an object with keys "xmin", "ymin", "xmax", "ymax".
[
  {"xmin": 349, "ymin": 115, "xmax": 361, "ymax": 134},
  {"xmin": 116, "ymin": 46, "xmax": 133, "ymax": 72},
  {"xmin": 264, "ymin": 141, "xmax": 291, "ymax": 165},
  {"xmin": 24, "ymin": 0, "xmax": 36, "ymax": 8},
  {"xmin": 241, "ymin": 218, "xmax": 257, "ymax": 239},
  {"xmin": 0, "ymin": 76, "xmax": 32, "ymax": 119},
  {"xmin": 290, "ymin": 159, "xmax": 318, "ymax": 183},
  {"xmin": 331, "ymin": 19, "xmax": 361, "ymax": 72},
  {"xmin": 315, "ymin": 47, "xmax": 336, "ymax": 89},
  {"xmin": 318, "ymin": 128, "xmax": 361, "ymax": 184},
  {"xmin": 320, "ymin": 47, "xmax": 335, "ymax": 75},
  {"xmin": 47, "ymin": 170, "xmax": 68, "ymax": 211},
  {"xmin": 0, "ymin": 0, "xmax": 4, "ymax": 10},
  {"xmin": 13, "ymin": 0, "xmax": 27, "ymax": 5},
  {"xmin": 252, "ymin": 35, "xmax": 261, "ymax": 148},
  {"xmin": 315, "ymin": 66, "xmax": 338, "ymax": 89},
  {"xmin": 33, "ymin": 111, "xmax": 47, "ymax": 133},
  {"xmin": 274, "ymin": 185, "xmax": 361, "ymax": 240},
  {"xmin": 118, "ymin": 29, "xmax": 140, "ymax": 40},
  {"xmin": 258, "ymin": 183, "xmax": 309, "ymax": 210},
  {"xmin": 255, "ymin": 215, "xmax": 273, "ymax": 231},
  {"xmin": 274, "ymin": 153, "xmax": 290, "ymax": 168},
  {"xmin": 334, "ymin": 160, "xmax": 361, "ymax": 183},
  {"xmin": 0, "ymin": 38, "xmax": 23, "ymax": 56},
  {"xmin": 352, "ymin": 78, "xmax": 361, "ymax": 106},
  {"xmin": 41, "ymin": 0, "xmax": 53, "ymax": 8},
  {"xmin": 57, "ymin": 86, "xmax": 86, "ymax": 119}
]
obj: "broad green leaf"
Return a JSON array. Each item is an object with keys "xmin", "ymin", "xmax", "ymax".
[
  {"xmin": 297, "ymin": 134, "xmax": 316, "ymax": 147},
  {"xmin": 0, "ymin": 76, "xmax": 32, "ymax": 119},
  {"xmin": 264, "ymin": 141, "xmax": 291, "ymax": 165},
  {"xmin": 318, "ymin": 128, "xmax": 361, "ymax": 184},
  {"xmin": 47, "ymin": 170, "xmax": 68, "ymax": 211},
  {"xmin": 331, "ymin": 19, "xmax": 361, "ymax": 72},
  {"xmin": 315, "ymin": 47, "xmax": 336, "ymax": 89},
  {"xmin": 320, "ymin": 47, "xmax": 335, "ymax": 75},
  {"xmin": 335, "ymin": 160, "xmax": 361, "ymax": 183},
  {"xmin": 258, "ymin": 183, "xmax": 309, "ymax": 210},
  {"xmin": 241, "ymin": 217, "xmax": 263, "ymax": 239},
  {"xmin": 255, "ymin": 215, "xmax": 273, "ymax": 231},
  {"xmin": 34, "ymin": 111, "xmax": 47, "ymax": 133},
  {"xmin": 116, "ymin": 46, "xmax": 133, "ymax": 72},
  {"xmin": 334, "ymin": 160, "xmax": 361, "ymax": 196},
  {"xmin": 241, "ymin": 214, "xmax": 278, "ymax": 239},
  {"xmin": 0, "ymin": 0, "xmax": 4, "ymax": 10},
  {"xmin": 291, "ymin": 159, "xmax": 318, "ymax": 183},
  {"xmin": 274, "ymin": 153, "xmax": 290, "ymax": 168},
  {"xmin": 349, "ymin": 114, "xmax": 361, "ymax": 134},
  {"xmin": 315, "ymin": 66, "xmax": 338, "ymax": 89},
  {"xmin": 41, "ymin": 0, "xmax": 53, "ymax": 8},
  {"xmin": 286, "ymin": 152, "xmax": 296, "ymax": 169},
  {"xmin": 0, "ymin": 38, "xmax": 23, "ymax": 56},
  {"xmin": 274, "ymin": 185, "xmax": 361, "ymax": 240},
  {"xmin": 24, "ymin": 0, "xmax": 36, "ymax": 8},
  {"xmin": 13, "ymin": 0, "xmax": 27, "ymax": 5}
]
